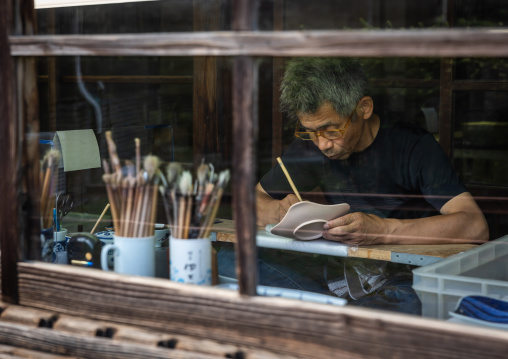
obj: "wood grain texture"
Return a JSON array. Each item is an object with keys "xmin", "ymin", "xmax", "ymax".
[
  {"xmin": 10, "ymin": 30, "xmax": 508, "ymax": 57},
  {"xmin": 0, "ymin": 301, "xmax": 297, "ymax": 358},
  {"xmin": 56, "ymin": 75, "xmax": 193, "ymax": 84},
  {"xmin": 0, "ymin": 344, "xmax": 78, "ymax": 358},
  {"xmin": 193, "ymin": 0, "xmax": 220, "ymax": 165},
  {"xmin": 212, "ymin": 219, "xmax": 477, "ymax": 261},
  {"xmin": 347, "ymin": 243, "xmax": 477, "ymax": 261},
  {"xmin": 232, "ymin": 56, "xmax": 258, "ymax": 296},
  {"xmin": 0, "ymin": 0, "xmax": 19, "ymax": 303},
  {"xmin": 0, "ymin": 320, "xmax": 218, "ymax": 359},
  {"xmin": 16, "ymin": 262, "xmax": 508, "ymax": 359}
]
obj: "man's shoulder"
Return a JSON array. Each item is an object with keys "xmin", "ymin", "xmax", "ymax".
[
  {"xmin": 383, "ymin": 120, "xmax": 429, "ymax": 139},
  {"xmin": 380, "ymin": 120, "xmax": 434, "ymax": 148}
]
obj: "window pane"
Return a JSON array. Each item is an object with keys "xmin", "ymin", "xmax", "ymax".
[
  {"xmin": 453, "ymin": 89, "xmax": 508, "ymax": 187},
  {"xmin": 36, "ymin": 55, "xmax": 233, "ymax": 281},
  {"xmin": 36, "ymin": 0, "xmax": 228, "ymax": 35}
]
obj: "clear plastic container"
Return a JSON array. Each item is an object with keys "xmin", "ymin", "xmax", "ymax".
[{"xmin": 413, "ymin": 235, "xmax": 508, "ymax": 319}]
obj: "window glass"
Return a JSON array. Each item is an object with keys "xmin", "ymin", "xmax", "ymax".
[
  {"xmin": 280, "ymin": 0, "xmax": 447, "ymax": 30},
  {"xmin": 36, "ymin": 0, "xmax": 228, "ymax": 35},
  {"xmin": 27, "ymin": 0, "xmax": 508, "ymax": 324},
  {"xmin": 453, "ymin": 89, "xmax": 508, "ymax": 187},
  {"xmin": 36, "ymin": 55, "xmax": 233, "ymax": 280}
]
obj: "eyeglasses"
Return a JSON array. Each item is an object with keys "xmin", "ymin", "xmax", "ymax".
[{"xmin": 294, "ymin": 109, "xmax": 354, "ymax": 141}]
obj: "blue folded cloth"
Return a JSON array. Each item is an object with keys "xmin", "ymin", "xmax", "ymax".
[{"xmin": 454, "ymin": 296, "xmax": 508, "ymax": 324}]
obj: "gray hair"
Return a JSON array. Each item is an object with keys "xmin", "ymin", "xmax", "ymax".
[{"xmin": 280, "ymin": 58, "xmax": 369, "ymax": 122}]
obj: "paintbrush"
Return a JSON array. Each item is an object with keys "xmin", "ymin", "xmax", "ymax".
[
  {"xmin": 178, "ymin": 171, "xmax": 193, "ymax": 239},
  {"xmin": 199, "ymin": 170, "xmax": 231, "ymax": 238},
  {"xmin": 144, "ymin": 155, "xmax": 160, "ymax": 237},
  {"xmin": 165, "ymin": 162, "xmax": 183, "ymax": 236},
  {"xmin": 41, "ymin": 149, "xmax": 61, "ymax": 229},
  {"xmin": 201, "ymin": 170, "xmax": 230, "ymax": 238}
]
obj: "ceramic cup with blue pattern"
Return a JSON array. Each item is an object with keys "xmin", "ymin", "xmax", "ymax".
[
  {"xmin": 154, "ymin": 224, "xmax": 170, "ymax": 248},
  {"xmin": 52, "ymin": 228, "xmax": 68, "ymax": 264},
  {"xmin": 170, "ymin": 236, "xmax": 211, "ymax": 285},
  {"xmin": 95, "ymin": 229, "xmax": 115, "ymax": 269}
]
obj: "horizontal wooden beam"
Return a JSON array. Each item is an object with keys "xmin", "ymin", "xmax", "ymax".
[
  {"xmin": 9, "ymin": 29, "xmax": 508, "ymax": 57},
  {"xmin": 16, "ymin": 262, "xmax": 508, "ymax": 359},
  {"xmin": 452, "ymin": 80, "xmax": 508, "ymax": 91},
  {"xmin": 38, "ymin": 75, "xmax": 193, "ymax": 84}
]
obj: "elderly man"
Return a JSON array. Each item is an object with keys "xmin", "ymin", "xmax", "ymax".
[
  {"xmin": 219, "ymin": 57, "xmax": 488, "ymax": 313},
  {"xmin": 257, "ymin": 57, "xmax": 488, "ymax": 246}
]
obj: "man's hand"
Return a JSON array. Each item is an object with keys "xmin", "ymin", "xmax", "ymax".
[
  {"xmin": 256, "ymin": 183, "xmax": 303, "ymax": 226},
  {"xmin": 322, "ymin": 212, "xmax": 388, "ymax": 245},
  {"xmin": 322, "ymin": 192, "xmax": 489, "ymax": 245},
  {"xmin": 278, "ymin": 194, "xmax": 301, "ymax": 222}
]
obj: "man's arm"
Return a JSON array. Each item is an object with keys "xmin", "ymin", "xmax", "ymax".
[
  {"xmin": 255, "ymin": 183, "xmax": 300, "ymax": 226},
  {"xmin": 323, "ymin": 192, "xmax": 489, "ymax": 245}
]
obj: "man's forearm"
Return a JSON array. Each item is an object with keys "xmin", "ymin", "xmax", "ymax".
[
  {"xmin": 384, "ymin": 211, "xmax": 489, "ymax": 245},
  {"xmin": 324, "ymin": 192, "xmax": 489, "ymax": 245}
]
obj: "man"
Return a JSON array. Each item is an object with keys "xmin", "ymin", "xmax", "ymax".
[
  {"xmin": 219, "ymin": 57, "xmax": 488, "ymax": 313},
  {"xmin": 257, "ymin": 57, "xmax": 488, "ymax": 246}
]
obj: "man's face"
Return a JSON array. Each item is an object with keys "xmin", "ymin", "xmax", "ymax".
[{"xmin": 298, "ymin": 102, "xmax": 364, "ymax": 160}]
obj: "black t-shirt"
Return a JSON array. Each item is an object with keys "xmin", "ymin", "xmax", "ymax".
[{"xmin": 260, "ymin": 120, "xmax": 467, "ymax": 220}]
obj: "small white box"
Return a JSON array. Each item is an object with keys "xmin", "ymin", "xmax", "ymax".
[{"xmin": 413, "ymin": 235, "xmax": 508, "ymax": 319}]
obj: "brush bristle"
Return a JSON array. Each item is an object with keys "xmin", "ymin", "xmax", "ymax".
[
  {"xmin": 143, "ymin": 155, "xmax": 160, "ymax": 180},
  {"xmin": 167, "ymin": 162, "xmax": 183, "ymax": 184},
  {"xmin": 179, "ymin": 171, "xmax": 193, "ymax": 195},
  {"xmin": 197, "ymin": 163, "xmax": 209, "ymax": 185}
]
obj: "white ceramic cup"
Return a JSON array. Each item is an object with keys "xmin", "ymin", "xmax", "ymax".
[
  {"xmin": 52, "ymin": 228, "xmax": 68, "ymax": 264},
  {"xmin": 101, "ymin": 235, "xmax": 155, "ymax": 277},
  {"xmin": 95, "ymin": 230, "xmax": 115, "ymax": 269},
  {"xmin": 170, "ymin": 236, "xmax": 211, "ymax": 285}
]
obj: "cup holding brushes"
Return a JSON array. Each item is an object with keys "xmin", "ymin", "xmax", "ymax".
[{"xmin": 100, "ymin": 132, "xmax": 161, "ymax": 277}]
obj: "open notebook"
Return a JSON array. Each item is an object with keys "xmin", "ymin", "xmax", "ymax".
[{"xmin": 269, "ymin": 202, "xmax": 350, "ymax": 240}]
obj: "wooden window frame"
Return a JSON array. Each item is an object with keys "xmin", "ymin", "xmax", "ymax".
[{"xmin": 2, "ymin": 0, "xmax": 508, "ymax": 356}]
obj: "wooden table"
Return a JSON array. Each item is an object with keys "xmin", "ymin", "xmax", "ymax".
[{"xmin": 211, "ymin": 219, "xmax": 477, "ymax": 266}]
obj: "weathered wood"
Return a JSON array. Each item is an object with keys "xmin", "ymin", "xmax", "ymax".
[
  {"xmin": 0, "ymin": 344, "xmax": 78, "ymax": 358},
  {"xmin": 0, "ymin": 0, "xmax": 19, "ymax": 303},
  {"xmin": 193, "ymin": 0, "xmax": 220, "ymax": 164},
  {"xmin": 232, "ymin": 0, "xmax": 258, "ymax": 298},
  {"xmin": 0, "ymin": 320, "xmax": 218, "ymax": 359},
  {"xmin": 347, "ymin": 243, "xmax": 477, "ymax": 261},
  {"xmin": 0, "ymin": 306, "xmax": 55, "ymax": 328},
  {"xmin": 452, "ymin": 80, "xmax": 508, "ymax": 91},
  {"xmin": 9, "ymin": 30, "xmax": 508, "ymax": 57},
  {"xmin": 0, "ymin": 301, "xmax": 296, "ymax": 358},
  {"xmin": 55, "ymin": 75, "xmax": 193, "ymax": 84},
  {"xmin": 232, "ymin": 56, "xmax": 258, "ymax": 296},
  {"xmin": 47, "ymin": 9, "xmax": 56, "ymax": 132},
  {"xmin": 232, "ymin": 0, "xmax": 258, "ymax": 31},
  {"xmin": 16, "ymin": 0, "xmax": 41, "ymax": 266},
  {"xmin": 16, "ymin": 262, "xmax": 508, "ymax": 359},
  {"xmin": 271, "ymin": 0, "xmax": 285, "ymax": 162},
  {"xmin": 212, "ymin": 219, "xmax": 478, "ymax": 261}
]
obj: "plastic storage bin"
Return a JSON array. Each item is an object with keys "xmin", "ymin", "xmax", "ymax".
[{"xmin": 413, "ymin": 235, "xmax": 508, "ymax": 319}]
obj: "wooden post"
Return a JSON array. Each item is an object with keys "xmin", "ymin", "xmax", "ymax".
[
  {"xmin": 271, "ymin": 0, "xmax": 285, "ymax": 164},
  {"xmin": 16, "ymin": 0, "xmax": 41, "ymax": 263},
  {"xmin": 193, "ymin": 0, "xmax": 220, "ymax": 165},
  {"xmin": 0, "ymin": 0, "xmax": 19, "ymax": 303},
  {"xmin": 232, "ymin": 0, "xmax": 259, "ymax": 296},
  {"xmin": 0, "ymin": 0, "xmax": 41, "ymax": 303}
]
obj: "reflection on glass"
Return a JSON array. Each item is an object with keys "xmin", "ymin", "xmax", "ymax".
[
  {"xmin": 36, "ymin": 55, "xmax": 233, "ymax": 275},
  {"xmin": 454, "ymin": 90, "xmax": 508, "ymax": 187}
]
